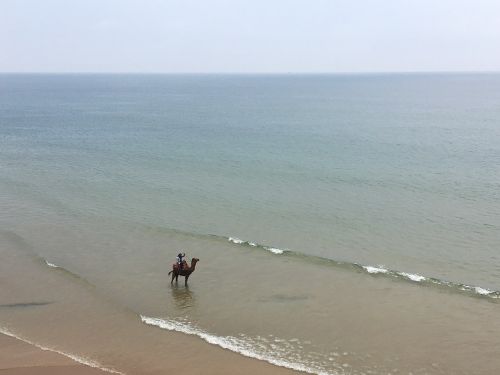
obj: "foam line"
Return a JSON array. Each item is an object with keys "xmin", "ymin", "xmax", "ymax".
[
  {"xmin": 362, "ymin": 266, "xmax": 389, "ymax": 274},
  {"xmin": 225, "ymin": 236, "xmax": 500, "ymax": 299},
  {"xmin": 140, "ymin": 316, "xmax": 332, "ymax": 375},
  {"xmin": 44, "ymin": 259, "xmax": 59, "ymax": 268},
  {"xmin": 0, "ymin": 326, "xmax": 124, "ymax": 374}
]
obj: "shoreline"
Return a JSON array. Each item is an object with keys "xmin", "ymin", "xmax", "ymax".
[
  {"xmin": 0, "ymin": 328, "xmax": 301, "ymax": 375},
  {"xmin": 0, "ymin": 333, "xmax": 107, "ymax": 375}
]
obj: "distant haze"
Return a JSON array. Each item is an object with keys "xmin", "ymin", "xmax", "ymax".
[{"xmin": 1, "ymin": 0, "xmax": 500, "ymax": 73}]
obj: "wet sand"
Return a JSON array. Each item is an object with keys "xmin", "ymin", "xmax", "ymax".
[
  {"xmin": 0, "ymin": 331, "xmax": 300, "ymax": 375},
  {"xmin": 0, "ymin": 333, "xmax": 106, "ymax": 374}
]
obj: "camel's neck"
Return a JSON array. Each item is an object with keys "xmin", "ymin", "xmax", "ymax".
[{"xmin": 190, "ymin": 260, "xmax": 197, "ymax": 271}]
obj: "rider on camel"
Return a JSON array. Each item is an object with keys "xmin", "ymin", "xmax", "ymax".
[{"xmin": 176, "ymin": 252, "xmax": 186, "ymax": 271}]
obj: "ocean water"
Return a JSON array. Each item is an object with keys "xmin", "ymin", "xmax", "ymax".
[{"xmin": 1, "ymin": 74, "xmax": 500, "ymax": 374}]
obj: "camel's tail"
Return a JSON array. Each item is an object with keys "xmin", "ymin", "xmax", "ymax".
[{"xmin": 168, "ymin": 270, "xmax": 173, "ymax": 275}]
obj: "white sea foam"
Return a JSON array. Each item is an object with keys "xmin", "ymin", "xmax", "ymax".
[
  {"xmin": 228, "ymin": 237, "xmax": 285, "ymax": 254},
  {"xmin": 140, "ymin": 316, "xmax": 332, "ymax": 375},
  {"xmin": 44, "ymin": 259, "xmax": 59, "ymax": 268},
  {"xmin": 398, "ymin": 272, "xmax": 426, "ymax": 282},
  {"xmin": 474, "ymin": 287, "xmax": 492, "ymax": 295},
  {"xmin": 264, "ymin": 247, "xmax": 285, "ymax": 255},
  {"xmin": 363, "ymin": 266, "xmax": 389, "ymax": 274},
  {"xmin": 362, "ymin": 265, "xmax": 499, "ymax": 298},
  {"xmin": 227, "ymin": 238, "xmax": 500, "ymax": 299},
  {"xmin": 228, "ymin": 237, "xmax": 258, "ymax": 247},
  {"xmin": 0, "ymin": 326, "xmax": 123, "ymax": 374},
  {"xmin": 228, "ymin": 237, "xmax": 245, "ymax": 244}
]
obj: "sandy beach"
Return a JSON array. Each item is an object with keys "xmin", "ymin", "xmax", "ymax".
[
  {"xmin": 0, "ymin": 333, "xmax": 106, "ymax": 375},
  {"xmin": 0, "ymin": 331, "xmax": 301, "ymax": 375}
]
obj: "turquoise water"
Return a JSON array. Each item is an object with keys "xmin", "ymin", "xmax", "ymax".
[{"xmin": 2, "ymin": 74, "xmax": 500, "ymax": 374}]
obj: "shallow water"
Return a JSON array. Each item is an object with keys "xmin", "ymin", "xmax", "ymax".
[{"xmin": 1, "ymin": 74, "xmax": 500, "ymax": 374}]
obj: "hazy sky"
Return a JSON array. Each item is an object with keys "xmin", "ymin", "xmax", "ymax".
[{"xmin": 2, "ymin": 0, "xmax": 500, "ymax": 73}]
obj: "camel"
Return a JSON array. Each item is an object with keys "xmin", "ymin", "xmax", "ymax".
[{"xmin": 168, "ymin": 257, "xmax": 199, "ymax": 286}]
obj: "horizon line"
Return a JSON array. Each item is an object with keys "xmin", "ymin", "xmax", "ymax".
[{"xmin": 1, "ymin": 70, "xmax": 500, "ymax": 75}]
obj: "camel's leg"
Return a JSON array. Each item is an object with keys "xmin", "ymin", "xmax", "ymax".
[
  {"xmin": 175, "ymin": 274, "xmax": 179, "ymax": 283},
  {"xmin": 171, "ymin": 272, "xmax": 175, "ymax": 284},
  {"xmin": 185, "ymin": 275, "xmax": 189, "ymax": 286}
]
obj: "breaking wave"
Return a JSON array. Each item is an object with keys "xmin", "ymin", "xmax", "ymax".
[
  {"xmin": 44, "ymin": 259, "xmax": 59, "ymax": 268},
  {"xmin": 140, "ymin": 315, "xmax": 335, "ymax": 375},
  {"xmin": 228, "ymin": 237, "xmax": 287, "ymax": 255},
  {"xmin": 41, "ymin": 258, "xmax": 96, "ymax": 290},
  {"xmin": 225, "ymin": 236, "xmax": 500, "ymax": 300},
  {"xmin": 127, "ymin": 224, "xmax": 500, "ymax": 300}
]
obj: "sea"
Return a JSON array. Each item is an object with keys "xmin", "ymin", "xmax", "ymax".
[{"xmin": 1, "ymin": 73, "xmax": 500, "ymax": 374}]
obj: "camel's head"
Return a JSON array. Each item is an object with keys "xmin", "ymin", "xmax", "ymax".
[{"xmin": 191, "ymin": 257, "xmax": 200, "ymax": 264}]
